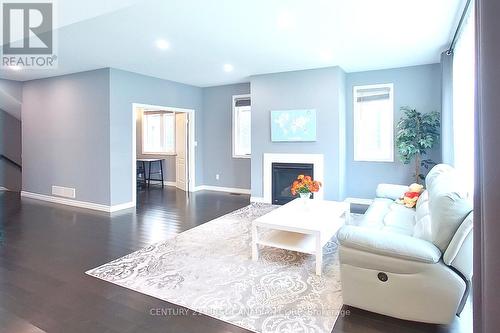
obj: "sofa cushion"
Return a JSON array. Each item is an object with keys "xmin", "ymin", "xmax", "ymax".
[
  {"xmin": 430, "ymin": 192, "xmax": 473, "ymax": 252},
  {"xmin": 425, "ymin": 164, "xmax": 454, "ymax": 191},
  {"xmin": 337, "ymin": 225, "xmax": 442, "ymax": 263},
  {"xmin": 359, "ymin": 198, "xmax": 393, "ymax": 229},
  {"xmin": 426, "ymin": 164, "xmax": 468, "ymax": 199},
  {"xmin": 382, "ymin": 204, "xmax": 416, "ymax": 235},
  {"xmin": 414, "ymin": 190, "xmax": 433, "ymax": 241}
]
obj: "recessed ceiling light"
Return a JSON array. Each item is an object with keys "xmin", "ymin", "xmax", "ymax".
[
  {"xmin": 223, "ymin": 64, "xmax": 234, "ymax": 72},
  {"xmin": 277, "ymin": 11, "xmax": 296, "ymax": 30},
  {"xmin": 9, "ymin": 65, "xmax": 21, "ymax": 71},
  {"xmin": 155, "ymin": 39, "xmax": 170, "ymax": 50}
]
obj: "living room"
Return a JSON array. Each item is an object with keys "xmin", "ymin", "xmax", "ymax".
[{"xmin": 1, "ymin": 0, "xmax": 499, "ymax": 332}]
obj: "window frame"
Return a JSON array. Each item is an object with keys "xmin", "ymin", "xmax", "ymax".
[
  {"xmin": 353, "ymin": 83, "xmax": 394, "ymax": 162},
  {"xmin": 141, "ymin": 111, "xmax": 176, "ymax": 156},
  {"xmin": 232, "ymin": 94, "xmax": 251, "ymax": 159}
]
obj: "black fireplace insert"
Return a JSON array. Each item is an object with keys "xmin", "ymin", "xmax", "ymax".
[{"xmin": 272, "ymin": 162, "xmax": 314, "ymax": 205}]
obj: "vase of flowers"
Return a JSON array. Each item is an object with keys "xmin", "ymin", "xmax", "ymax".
[
  {"xmin": 299, "ymin": 192, "xmax": 312, "ymax": 199},
  {"xmin": 291, "ymin": 175, "xmax": 322, "ymax": 200}
]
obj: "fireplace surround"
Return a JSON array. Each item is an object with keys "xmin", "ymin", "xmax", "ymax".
[{"xmin": 261, "ymin": 153, "xmax": 324, "ymax": 203}]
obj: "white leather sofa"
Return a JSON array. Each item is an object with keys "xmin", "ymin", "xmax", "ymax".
[{"xmin": 337, "ymin": 164, "xmax": 473, "ymax": 324}]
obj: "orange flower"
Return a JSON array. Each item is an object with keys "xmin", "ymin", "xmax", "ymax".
[{"xmin": 290, "ymin": 175, "xmax": 322, "ymax": 195}]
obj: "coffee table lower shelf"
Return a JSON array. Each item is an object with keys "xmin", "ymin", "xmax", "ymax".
[
  {"xmin": 254, "ymin": 230, "xmax": 317, "ymax": 255},
  {"xmin": 252, "ymin": 227, "xmax": 330, "ymax": 275}
]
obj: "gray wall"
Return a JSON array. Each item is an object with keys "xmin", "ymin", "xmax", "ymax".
[
  {"xmin": 202, "ymin": 83, "xmax": 251, "ymax": 189},
  {"xmin": 109, "ymin": 68, "xmax": 203, "ymax": 205},
  {"xmin": 22, "ymin": 69, "xmax": 111, "ymax": 204},
  {"xmin": 475, "ymin": 0, "xmax": 500, "ymax": 331},
  {"xmin": 250, "ymin": 67, "xmax": 346, "ymax": 200},
  {"xmin": 0, "ymin": 79, "xmax": 22, "ymax": 191},
  {"xmin": 345, "ymin": 64, "xmax": 442, "ymax": 198}
]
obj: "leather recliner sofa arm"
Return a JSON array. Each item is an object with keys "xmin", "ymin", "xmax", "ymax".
[
  {"xmin": 337, "ymin": 225, "xmax": 442, "ymax": 264},
  {"xmin": 443, "ymin": 212, "xmax": 473, "ymax": 280}
]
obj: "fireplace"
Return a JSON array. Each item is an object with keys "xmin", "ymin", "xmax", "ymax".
[{"xmin": 272, "ymin": 162, "xmax": 314, "ymax": 205}]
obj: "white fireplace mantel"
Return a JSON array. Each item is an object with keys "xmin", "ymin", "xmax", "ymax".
[{"xmin": 261, "ymin": 153, "xmax": 324, "ymax": 204}]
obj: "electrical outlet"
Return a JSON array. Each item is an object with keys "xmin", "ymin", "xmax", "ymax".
[{"xmin": 215, "ymin": 174, "xmax": 220, "ymax": 180}]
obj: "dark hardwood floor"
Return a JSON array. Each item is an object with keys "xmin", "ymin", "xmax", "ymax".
[{"xmin": 0, "ymin": 188, "xmax": 471, "ymax": 333}]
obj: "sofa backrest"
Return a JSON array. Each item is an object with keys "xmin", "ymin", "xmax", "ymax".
[{"xmin": 414, "ymin": 164, "xmax": 473, "ymax": 253}]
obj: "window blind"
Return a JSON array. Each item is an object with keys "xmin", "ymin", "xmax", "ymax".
[
  {"xmin": 356, "ymin": 87, "xmax": 391, "ymax": 102},
  {"xmin": 235, "ymin": 98, "xmax": 251, "ymax": 107}
]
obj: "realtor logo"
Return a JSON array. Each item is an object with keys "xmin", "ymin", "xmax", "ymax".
[{"xmin": 2, "ymin": 1, "xmax": 57, "ymax": 68}]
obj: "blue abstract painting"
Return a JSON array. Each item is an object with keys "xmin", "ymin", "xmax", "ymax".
[{"xmin": 270, "ymin": 109, "xmax": 317, "ymax": 142}]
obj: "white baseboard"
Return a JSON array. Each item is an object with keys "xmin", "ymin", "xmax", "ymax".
[
  {"xmin": 20, "ymin": 191, "xmax": 135, "ymax": 213},
  {"xmin": 344, "ymin": 197, "xmax": 373, "ymax": 205},
  {"xmin": 250, "ymin": 196, "xmax": 268, "ymax": 203},
  {"xmin": 0, "ymin": 186, "xmax": 9, "ymax": 191},
  {"xmin": 163, "ymin": 181, "xmax": 177, "ymax": 187},
  {"xmin": 194, "ymin": 185, "xmax": 251, "ymax": 195},
  {"xmin": 109, "ymin": 201, "xmax": 136, "ymax": 212}
]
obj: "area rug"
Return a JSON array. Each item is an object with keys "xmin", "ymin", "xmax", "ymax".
[{"xmin": 86, "ymin": 203, "xmax": 360, "ymax": 333}]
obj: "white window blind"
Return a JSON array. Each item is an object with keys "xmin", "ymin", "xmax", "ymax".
[
  {"xmin": 142, "ymin": 111, "xmax": 175, "ymax": 154},
  {"xmin": 353, "ymin": 84, "xmax": 394, "ymax": 162},
  {"xmin": 233, "ymin": 96, "xmax": 251, "ymax": 158}
]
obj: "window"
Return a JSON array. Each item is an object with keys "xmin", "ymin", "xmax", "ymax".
[
  {"xmin": 452, "ymin": 4, "xmax": 475, "ymax": 195},
  {"xmin": 233, "ymin": 95, "xmax": 251, "ymax": 158},
  {"xmin": 142, "ymin": 111, "xmax": 175, "ymax": 154},
  {"xmin": 353, "ymin": 84, "xmax": 394, "ymax": 162}
]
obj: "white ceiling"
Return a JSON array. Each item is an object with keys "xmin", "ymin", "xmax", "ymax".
[{"xmin": 0, "ymin": 0, "xmax": 464, "ymax": 87}]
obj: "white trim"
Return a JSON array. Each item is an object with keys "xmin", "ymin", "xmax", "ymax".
[
  {"xmin": 132, "ymin": 103, "xmax": 197, "ymax": 204},
  {"xmin": 194, "ymin": 185, "xmax": 251, "ymax": 195},
  {"xmin": 163, "ymin": 181, "xmax": 177, "ymax": 187},
  {"xmin": 353, "ymin": 83, "xmax": 394, "ymax": 162},
  {"xmin": 0, "ymin": 186, "xmax": 9, "ymax": 191},
  {"xmin": 232, "ymin": 94, "xmax": 251, "ymax": 159},
  {"xmin": 109, "ymin": 201, "xmax": 136, "ymax": 213},
  {"xmin": 250, "ymin": 196, "xmax": 266, "ymax": 203},
  {"xmin": 262, "ymin": 153, "xmax": 324, "ymax": 204},
  {"xmin": 20, "ymin": 191, "xmax": 135, "ymax": 213},
  {"xmin": 344, "ymin": 197, "xmax": 373, "ymax": 205}
]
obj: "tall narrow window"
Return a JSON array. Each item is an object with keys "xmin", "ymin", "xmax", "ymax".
[
  {"xmin": 452, "ymin": 4, "xmax": 475, "ymax": 195},
  {"xmin": 353, "ymin": 84, "xmax": 394, "ymax": 162},
  {"xmin": 233, "ymin": 95, "xmax": 251, "ymax": 158},
  {"xmin": 142, "ymin": 111, "xmax": 175, "ymax": 154}
]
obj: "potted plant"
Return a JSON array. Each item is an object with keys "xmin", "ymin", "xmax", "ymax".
[
  {"xmin": 291, "ymin": 175, "xmax": 322, "ymax": 199},
  {"xmin": 396, "ymin": 106, "xmax": 440, "ymax": 183}
]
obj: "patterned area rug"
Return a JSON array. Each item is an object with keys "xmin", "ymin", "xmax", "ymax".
[{"xmin": 87, "ymin": 203, "xmax": 360, "ymax": 333}]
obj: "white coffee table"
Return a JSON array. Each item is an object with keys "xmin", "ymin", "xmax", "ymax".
[{"xmin": 252, "ymin": 199, "xmax": 349, "ymax": 275}]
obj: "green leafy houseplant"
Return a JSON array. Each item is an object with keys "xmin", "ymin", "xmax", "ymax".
[{"xmin": 396, "ymin": 107, "xmax": 440, "ymax": 183}]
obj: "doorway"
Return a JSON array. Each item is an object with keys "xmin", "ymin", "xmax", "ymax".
[{"xmin": 131, "ymin": 103, "xmax": 196, "ymax": 205}]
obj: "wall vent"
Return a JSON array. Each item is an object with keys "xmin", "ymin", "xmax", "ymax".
[{"xmin": 52, "ymin": 185, "xmax": 76, "ymax": 199}]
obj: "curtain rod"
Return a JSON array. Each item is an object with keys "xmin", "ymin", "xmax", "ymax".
[{"xmin": 447, "ymin": 0, "xmax": 472, "ymax": 55}]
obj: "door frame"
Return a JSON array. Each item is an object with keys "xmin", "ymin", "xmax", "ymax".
[
  {"xmin": 132, "ymin": 103, "xmax": 196, "ymax": 204},
  {"xmin": 175, "ymin": 112, "xmax": 188, "ymax": 191}
]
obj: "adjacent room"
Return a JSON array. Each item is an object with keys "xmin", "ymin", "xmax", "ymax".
[{"xmin": 1, "ymin": 0, "xmax": 496, "ymax": 332}]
